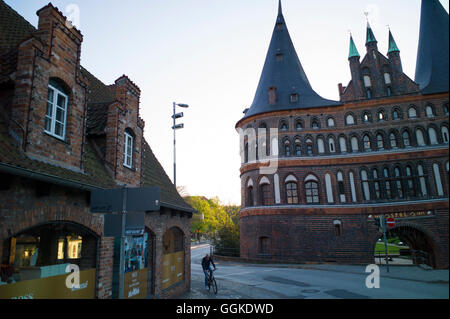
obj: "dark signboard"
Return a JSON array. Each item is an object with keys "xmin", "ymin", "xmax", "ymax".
[
  {"xmin": 90, "ymin": 187, "xmax": 160, "ymax": 213},
  {"xmin": 104, "ymin": 212, "xmax": 146, "ymax": 237}
]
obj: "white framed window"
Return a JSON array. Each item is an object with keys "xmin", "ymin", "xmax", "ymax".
[
  {"xmin": 339, "ymin": 136, "xmax": 347, "ymax": 153},
  {"xmin": 124, "ymin": 130, "xmax": 134, "ymax": 168},
  {"xmin": 428, "ymin": 127, "xmax": 438, "ymax": 145},
  {"xmin": 363, "ymin": 75, "xmax": 372, "ymax": 87},
  {"xmin": 416, "ymin": 129, "xmax": 426, "ymax": 146},
  {"xmin": 408, "ymin": 107, "xmax": 417, "ymax": 118},
  {"xmin": 351, "ymin": 136, "xmax": 359, "ymax": 152},
  {"xmin": 45, "ymin": 83, "xmax": 68, "ymax": 140},
  {"xmin": 384, "ymin": 72, "xmax": 391, "ymax": 85},
  {"xmin": 425, "ymin": 105, "xmax": 435, "ymax": 117},
  {"xmin": 327, "ymin": 118, "xmax": 335, "ymax": 127},
  {"xmin": 317, "ymin": 138, "xmax": 325, "ymax": 154}
]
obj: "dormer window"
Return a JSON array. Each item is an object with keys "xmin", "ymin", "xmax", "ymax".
[
  {"xmin": 124, "ymin": 129, "xmax": 134, "ymax": 169},
  {"xmin": 384, "ymin": 72, "xmax": 391, "ymax": 85},
  {"xmin": 290, "ymin": 93, "xmax": 298, "ymax": 103},
  {"xmin": 276, "ymin": 53, "xmax": 284, "ymax": 62},
  {"xmin": 45, "ymin": 80, "xmax": 68, "ymax": 140},
  {"xmin": 268, "ymin": 87, "xmax": 277, "ymax": 105},
  {"xmin": 363, "ymin": 75, "xmax": 371, "ymax": 88}
]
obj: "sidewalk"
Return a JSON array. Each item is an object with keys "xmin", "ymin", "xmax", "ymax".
[{"xmin": 212, "ymin": 259, "xmax": 449, "ymax": 284}]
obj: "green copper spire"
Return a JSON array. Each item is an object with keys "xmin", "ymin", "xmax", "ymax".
[
  {"xmin": 388, "ymin": 29, "xmax": 400, "ymax": 53},
  {"xmin": 366, "ymin": 22, "xmax": 377, "ymax": 44},
  {"xmin": 348, "ymin": 34, "xmax": 360, "ymax": 59}
]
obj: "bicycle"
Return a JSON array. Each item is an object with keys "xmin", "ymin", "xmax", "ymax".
[{"xmin": 207, "ymin": 268, "xmax": 218, "ymax": 294}]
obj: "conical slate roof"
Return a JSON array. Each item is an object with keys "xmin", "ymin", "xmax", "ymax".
[
  {"xmin": 414, "ymin": 0, "xmax": 449, "ymax": 94},
  {"xmin": 241, "ymin": 1, "xmax": 340, "ymax": 120}
]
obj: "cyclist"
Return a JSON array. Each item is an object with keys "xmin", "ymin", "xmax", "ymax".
[{"xmin": 201, "ymin": 253, "xmax": 216, "ymax": 289}]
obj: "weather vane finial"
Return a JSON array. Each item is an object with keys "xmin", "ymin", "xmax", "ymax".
[{"xmin": 364, "ymin": 11, "xmax": 370, "ymax": 24}]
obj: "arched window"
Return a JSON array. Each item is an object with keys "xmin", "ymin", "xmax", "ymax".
[
  {"xmin": 363, "ymin": 134, "xmax": 371, "ymax": 151},
  {"xmin": 361, "ymin": 169, "xmax": 371, "ymax": 201},
  {"xmin": 259, "ymin": 183, "xmax": 271, "ymax": 206},
  {"xmin": 444, "ymin": 103, "xmax": 449, "ymax": 115},
  {"xmin": 339, "ymin": 136, "xmax": 347, "ymax": 153},
  {"xmin": 392, "ymin": 109, "xmax": 400, "ymax": 120},
  {"xmin": 247, "ymin": 186, "xmax": 254, "ymax": 207},
  {"xmin": 425, "ymin": 105, "xmax": 435, "ymax": 117},
  {"xmin": 45, "ymin": 79, "xmax": 69, "ymax": 140},
  {"xmin": 294, "ymin": 138, "xmax": 302, "ymax": 156},
  {"xmin": 349, "ymin": 171, "xmax": 357, "ymax": 202},
  {"xmin": 311, "ymin": 119, "xmax": 319, "ymax": 129},
  {"xmin": 384, "ymin": 72, "xmax": 391, "ymax": 85},
  {"xmin": 328, "ymin": 137, "xmax": 336, "ymax": 153},
  {"xmin": 325, "ymin": 173, "xmax": 334, "ymax": 203},
  {"xmin": 317, "ymin": 138, "xmax": 325, "ymax": 154},
  {"xmin": 124, "ymin": 129, "xmax": 134, "ymax": 169},
  {"xmin": 280, "ymin": 121, "xmax": 288, "ymax": 131},
  {"xmin": 284, "ymin": 139, "xmax": 291, "ymax": 157},
  {"xmin": 416, "ymin": 129, "xmax": 426, "ymax": 146},
  {"xmin": 417, "ymin": 164, "xmax": 428, "ymax": 197},
  {"xmin": 405, "ymin": 166, "xmax": 415, "ymax": 197},
  {"xmin": 295, "ymin": 119, "xmax": 303, "ymax": 130},
  {"xmin": 394, "ymin": 167, "xmax": 404, "ymax": 198},
  {"xmin": 351, "ymin": 136, "xmax": 359, "ymax": 152},
  {"xmin": 285, "ymin": 182, "xmax": 299, "ymax": 204},
  {"xmin": 441, "ymin": 126, "xmax": 449, "ymax": 144},
  {"xmin": 428, "ymin": 127, "xmax": 438, "ymax": 145},
  {"xmin": 362, "ymin": 112, "xmax": 371, "ymax": 123},
  {"xmin": 402, "ymin": 131, "xmax": 411, "ymax": 147},
  {"xmin": 327, "ymin": 118, "xmax": 335, "ymax": 127},
  {"xmin": 377, "ymin": 110, "xmax": 386, "ymax": 121},
  {"xmin": 433, "ymin": 163, "xmax": 444, "ymax": 196},
  {"xmin": 363, "ymin": 75, "xmax": 372, "ymax": 88},
  {"xmin": 383, "ymin": 168, "xmax": 392, "ymax": 199},
  {"xmin": 408, "ymin": 107, "xmax": 417, "ymax": 118},
  {"xmin": 337, "ymin": 171, "xmax": 346, "ymax": 203},
  {"xmin": 390, "ymin": 132, "xmax": 398, "ymax": 148},
  {"xmin": 305, "ymin": 175, "xmax": 319, "ymax": 203},
  {"xmin": 376, "ymin": 134, "xmax": 384, "ymax": 150},
  {"xmin": 306, "ymin": 138, "xmax": 313, "ymax": 156},
  {"xmin": 372, "ymin": 169, "xmax": 381, "ymax": 199},
  {"xmin": 346, "ymin": 114, "xmax": 355, "ymax": 125}
]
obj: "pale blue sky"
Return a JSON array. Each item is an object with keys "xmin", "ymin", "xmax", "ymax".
[{"xmin": 7, "ymin": 0, "xmax": 449, "ymax": 205}]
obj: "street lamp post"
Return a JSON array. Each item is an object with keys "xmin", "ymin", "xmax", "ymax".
[{"xmin": 172, "ymin": 102, "xmax": 189, "ymax": 188}]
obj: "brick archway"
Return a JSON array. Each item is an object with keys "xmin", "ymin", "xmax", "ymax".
[{"xmin": 370, "ymin": 222, "xmax": 443, "ymax": 268}]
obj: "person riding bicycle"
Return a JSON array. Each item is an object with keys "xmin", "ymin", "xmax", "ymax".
[{"xmin": 201, "ymin": 254, "xmax": 216, "ymax": 289}]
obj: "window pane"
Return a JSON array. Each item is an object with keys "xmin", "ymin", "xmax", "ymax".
[
  {"xmin": 47, "ymin": 88, "xmax": 54, "ymax": 102},
  {"xmin": 54, "ymin": 122, "xmax": 63, "ymax": 137},
  {"xmin": 45, "ymin": 117, "xmax": 52, "ymax": 132}
]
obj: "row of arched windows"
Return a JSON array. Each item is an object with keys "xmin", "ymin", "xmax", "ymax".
[
  {"xmin": 245, "ymin": 161, "xmax": 448, "ymax": 207},
  {"xmin": 255, "ymin": 102, "xmax": 449, "ymax": 133},
  {"xmin": 244, "ymin": 123, "xmax": 449, "ymax": 161}
]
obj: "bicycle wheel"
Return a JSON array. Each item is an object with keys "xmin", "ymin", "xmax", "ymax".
[{"xmin": 211, "ymin": 278, "xmax": 217, "ymax": 294}]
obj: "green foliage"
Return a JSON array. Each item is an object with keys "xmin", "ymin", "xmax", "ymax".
[{"xmin": 184, "ymin": 196, "xmax": 241, "ymax": 255}]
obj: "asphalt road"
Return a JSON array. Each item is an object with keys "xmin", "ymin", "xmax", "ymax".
[{"xmin": 180, "ymin": 244, "xmax": 449, "ymax": 299}]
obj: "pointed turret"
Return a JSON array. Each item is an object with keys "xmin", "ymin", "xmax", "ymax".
[
  {"xmin": 241, "ymin": 1, "xmax": 340, "ymax": 120},
  {"xmin": 387, "ymin": 30, "xmax": 400, "ymax": 53},
  {"xmin": 348, "ymin": 35, "xmax": 360, "ymax": 59},
  {"xmin": 415, "ymin": 0, "xmax": 449, "ymax": 94},
  {"xmin": 366, "ymin": 22, "xmax": 377, "ymax": 45},
  {"xmin": 387, "ymin": 29, "xmax": 403, "ymax": 76}
]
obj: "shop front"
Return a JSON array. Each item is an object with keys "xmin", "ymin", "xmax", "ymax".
[{"xmin": 0, "ymin": 222, "xmax": 98, "ymax": 299}]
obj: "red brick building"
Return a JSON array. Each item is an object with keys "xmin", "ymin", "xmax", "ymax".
[
  {"xmin": 0, "ymin": 1, "xmax": 192, "ymax": 298},
  {"xmin": 237, "ymin": 1, "xmax": 449, "ymax": 268}
]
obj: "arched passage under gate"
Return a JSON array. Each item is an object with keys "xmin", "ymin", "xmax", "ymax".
[{"xmin": 372, "ymin": 224, "xmax": 440, "ymax": 268}]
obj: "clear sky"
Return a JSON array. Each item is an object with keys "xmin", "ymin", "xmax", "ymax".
[{"xmin": 6, "ymin": 0, "xmax": 449, "ymax": 205}]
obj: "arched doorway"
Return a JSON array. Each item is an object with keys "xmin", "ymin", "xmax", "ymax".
[
  {"xmin": 0, "ymin": 221, "xmax": 99, "ymax": 298},
  {"xmin": 161, "ymin": 227, "xmax": 185, "ymax": 291},
  {"xmin": 373, "ymin": 225, "xmax": 438, "ymax": 268}
]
